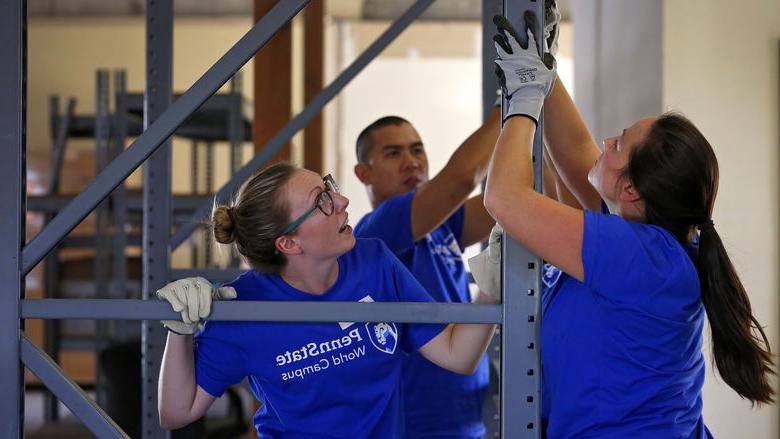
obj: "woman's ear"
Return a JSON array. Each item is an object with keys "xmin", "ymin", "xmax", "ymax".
[
  {"xmin": 275, "ymin": 235, "xmax": 302, "ymax": 255},
  {"xmin": 619, "ymin": 181, "xmax": 642, "ymax": 203}
]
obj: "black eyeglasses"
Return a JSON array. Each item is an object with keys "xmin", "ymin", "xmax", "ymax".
[{"xmin": 278, "ymin": 174, "xmax": 340, "ymax": 236}]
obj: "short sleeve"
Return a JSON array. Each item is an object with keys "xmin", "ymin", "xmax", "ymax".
[
  {"xmin": 354, "ymin": 192, "xmax": 415, "ymax": 253},
  {"xmin": 378, "ymin": 241, "xmax": 447, "ymax": 352},
  {"xmin": 581, "ymin": 211, "xmax": 686, "ymax": 304},
  {"xmin": 193, "ymin": 322, "xmax": 249, "ymax": 397}
]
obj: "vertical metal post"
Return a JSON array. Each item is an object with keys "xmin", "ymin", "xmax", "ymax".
[
  {"xmin": 48, "ymin": 97, "xmax": 76, "ymax": 195},
  {"xmin": 500, "ymin": 1, "xmax": 543, "ymax": 438},
  {"xmin": 112, "ymin": 70, "xmax": 130, "ymax": 339},
  {"xmin": 229, "ymin": 73, "xmax": 242, "ymax": 176},
  {"xmin": 43, "ymin": 95, "xmax": 75, "ymax": 422},
  {"xmin": 204, "ymin": 141, "xmax": 214, "ymax": 267},
  {"xmin": 482, "ymin": 0, "xmax": 501, "ymax": 120},
  {"xmin": 142, "ymin": 0, "xmax": 173, "ymax": 437},
  {"xmin": 190, "ymin": 139, "xmax": 199, "ymax": 267},
  {"xmin": 481, "ymin": 2, "xmax": 502, "ymax": 437},
  {"xmin": 0, "ymin": 0, "xmax": 26, "ymax": 436},
  {"xmin": 94, "ymin": 69, "xmax": 111, "ymax": 408},
  {"xmin": 227, "ymin": 76, "xmax": 242, "ymax": 267}
]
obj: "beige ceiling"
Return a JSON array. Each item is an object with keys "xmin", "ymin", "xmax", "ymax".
[{"xmin": 29, "ymin": 0, "xmax": 570, "ymax": 20}]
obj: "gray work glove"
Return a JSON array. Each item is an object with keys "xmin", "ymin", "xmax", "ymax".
[
  {"xmin": 468, "ymin": 223, "xmax": 503, "ymax": 302},
  {"xmin": 544, "ymin": 0, "xmax": 561, "ymax": 57},
  {"xmin": 493, "ymin": 12, "xmax": 557, "ymax": 124},
  {"xmin": 156, "ymin": 277, "xmax": 237, "ymax": 335}
]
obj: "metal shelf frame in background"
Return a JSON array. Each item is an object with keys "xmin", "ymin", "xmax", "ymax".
[{"xmin": 1, "ymin": 0, "xmax": 544, "ymax": 437}]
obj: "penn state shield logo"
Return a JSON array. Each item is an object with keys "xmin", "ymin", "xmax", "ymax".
[
  {"xmin": 365, "ymin": 322, "xmax": 398, "ymax": 355},
  {"xmin": 542, "ymin": 263, "xmax": 563, "ymax": 289}
]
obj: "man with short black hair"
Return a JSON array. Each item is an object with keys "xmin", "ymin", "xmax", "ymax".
[{"xmin": 353, "ymin": 108, "xmax": 500, "ymax": 438}]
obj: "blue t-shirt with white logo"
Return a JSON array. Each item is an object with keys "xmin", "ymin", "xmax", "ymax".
[
  {"xmin": 540, "ymin": 210, "xmax": 713, "ymax": 438},
  {"xmin": 193, "ymin": 238, "xmax": 446, "ymax": 438},
  {"xmin": 354, "ymin": 191, "xmax": 489, "ymax": 438}
]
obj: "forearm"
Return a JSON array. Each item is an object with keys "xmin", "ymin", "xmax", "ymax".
[
  {"xmin": 444, "ymin": 322, "xmax": 496, "ymax": 374},
  {"xmin": 411, "ymin": 107, "xmax": 501, "ymax": 240},
  {"xmin": 158, "ymin": 332, "xmax": 200, "ymax": 429},
  {"xmin": 445, "ymin": 106, "xmax": 501, "ymax": 186},
  {"xmin": 544, "ymin": 143, "xmax": 582, "ymax": 209},
  {"xmin": 484, "ymin": 116, "xmax": 536, "ymax": 225},
  {"xmin": 542, "ymin": 77, "xmax": 601, "ymax": 209}
]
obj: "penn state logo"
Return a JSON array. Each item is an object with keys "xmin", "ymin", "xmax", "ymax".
[
  {"xmin": 542, "ymin": 263, "xmax": 562, "ymax": 289},
  {"xmin": 365, "ymin": 322, "xmax": 398, "ymax": 355},
  {"xmin": 427, "ymin": 233, "xmax": 462, "ymax": 266}
]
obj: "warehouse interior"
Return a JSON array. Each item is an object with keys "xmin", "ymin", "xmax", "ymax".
[{"xmin": 6, "ymin": 0, "xmax": 780, "ymax": 437}]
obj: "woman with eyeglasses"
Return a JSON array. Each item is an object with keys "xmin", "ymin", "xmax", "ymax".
[{"xmin": 156, "ymin": 162, "xmax": 496, "ymax": 438}]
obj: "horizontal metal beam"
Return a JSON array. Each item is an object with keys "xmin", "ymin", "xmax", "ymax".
[
  {"xmin": 21, "ymin": 299, "xmax": 502, "ymax": 324},
  {"xmin": 21, "ymin": 0, "xmax": 310, "ymax": 276},
  {"xmin": 21, "ymin": 335, "xmax": 129, "ymax": 438},
  {"xmin": 170, "ymin": 0, "xmax": 436, "ymax": 249},
  {"xmin": 170, "ymin": 268, "xmax": 244, "ymax": 283}
]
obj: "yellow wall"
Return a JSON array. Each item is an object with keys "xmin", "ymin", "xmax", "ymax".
[
  {"xmin": 28, "ymin": 16, "xmax": 256, "ymax": 194},
  {"xmin": 664, "ymin": 1, "xmax": 780, "ymax": 436}
]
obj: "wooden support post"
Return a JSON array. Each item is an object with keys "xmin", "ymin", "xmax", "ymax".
[
  {"xmin": 253, "ymin": 0, "xmax": 293, "ymax": 162},
  {"xmin": 303, "ymin": 0, "xmax": 324, "ymax": 174}
]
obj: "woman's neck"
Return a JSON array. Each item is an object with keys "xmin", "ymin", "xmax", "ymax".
[{"xmin": 280, "ymin": 257, "xmax": 339, "ymax": 295}]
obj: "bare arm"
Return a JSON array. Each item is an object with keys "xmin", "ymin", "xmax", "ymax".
[
  {"xmin": 543, "ymin": 144, "xmax": 582, "ymax": 209},
  {"xmin": 484, "ymin": 116, "xmax": 585, "ymax": 281},
  {"xmin": 158, "ymin": 333, "xmax": 216, "ymax": 430},
  {"xmin": 417, "ymin": 292, "xmax": 496, "ymax": 374},
  {"xmin": 542, "ymin": 77, "xmax": 602, "ymax": 211},
  {"xmin": 460, "ymin": 194, "xmax": 495, "ymax": 247},
  {"xmin": 410, "ymin": 107, "xmax": 501, "ymax": 241}
]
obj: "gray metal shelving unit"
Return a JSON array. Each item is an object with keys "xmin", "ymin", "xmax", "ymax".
[{"xmin": 2, "ymin": 0, "xmax": 546, "ymax": 437}]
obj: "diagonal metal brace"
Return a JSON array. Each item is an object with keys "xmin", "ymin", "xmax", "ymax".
[{"xmin": 21, "ymin": 335, "xmax": 129, "ymax": 438}]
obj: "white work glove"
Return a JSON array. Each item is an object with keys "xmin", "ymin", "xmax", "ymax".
[
  {"xmin": 544, "ymin": 0, "xmax": 561, "ymax": 57},
  {"xmin": 468, "ymin": 223, "xmax": 503, "ymax": 302},
  {"xmin": 493, "ymin": 11, "xmax": 557, "ymax": 124},
  {"xmin": 156, "ymin": 277, "xmax": 237, "ymax": 335}
]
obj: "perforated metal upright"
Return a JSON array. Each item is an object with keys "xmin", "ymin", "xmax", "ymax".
[
  {"xmin": 0, "ymin": 0, "xmax": 25, "ymax": 437},
  {"xmin": 141, "ymin": 0, "xmax": 173, "ymax": 437},
  {"xmin": 499, "ymin": 1, "xmax": 544, "ymax": 438},
  {"xmin": 94, "ymin": 69, "xmax": 112, "ymax": 408},
  {"xmin": 112, "ymin": 70, "xmax": 131, "ymax": 340},
  {"xmin": 481, "ymin": 3, "xmax": 502, "ymax": 437}
]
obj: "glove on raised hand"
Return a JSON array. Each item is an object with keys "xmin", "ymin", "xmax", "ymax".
[
  {"xmin": 467, "ymin": 223, "xmax": 504, "ymax": 302},
  {"xmin": 544, "ymin": 0, "xmax": 561, "ymax": 57},
  {"xmin": 156, "ymin": 277, "xmax": 237, "ymax": 335},
  {"xmin": 493, "ymin": 11, "xmax": 556, "ymax": 124}
]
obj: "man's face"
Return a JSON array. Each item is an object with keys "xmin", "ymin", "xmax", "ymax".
[{"xmin": 355, "ymin": 123, "xmax": 429, "ymax": 204}]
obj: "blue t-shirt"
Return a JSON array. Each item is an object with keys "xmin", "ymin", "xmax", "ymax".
[
  {"xmin": 354, "ymin": 191, "xmax": 489, "ymax": 438},
  {"xmin": 193, "ymin": 238, "xmax": 446, "ymax": 438},
  {"xmin": 540, "ymin": 210, "xmax": 713, "ymax": 438}
]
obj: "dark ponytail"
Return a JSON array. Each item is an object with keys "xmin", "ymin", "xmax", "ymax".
[
  {"xmin": 697, "ymin": 222, "xmax": 774, "ymax": 405},
  {"xmin": 626, "ymin": 113, "xmax": 774, "ymax": 405}
]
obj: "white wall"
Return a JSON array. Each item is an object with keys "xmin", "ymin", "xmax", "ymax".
[
  {"xmin": 330, "ymin": 20, "xmax": 573, "ymax": 250},
  {"xmin": 663, "ymin": 1, "xmax": 780, "ymax": 436}
]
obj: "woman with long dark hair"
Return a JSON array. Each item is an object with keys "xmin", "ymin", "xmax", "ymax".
[{"xmin": 479, "ymin": 11, "xmax": 774, "ymax": 438}]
